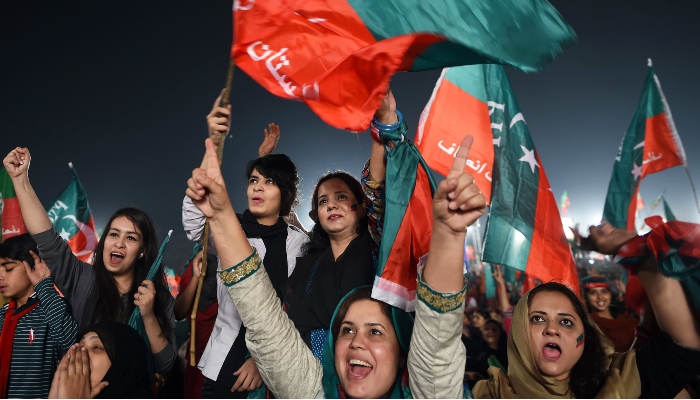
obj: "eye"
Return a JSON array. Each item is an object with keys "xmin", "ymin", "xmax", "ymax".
[
  {"xmin": 127, "ymin": 236, "xmax": 136, "ymax": 241},
  {"xmin": 530, "ymin": 315, "xmax": 545, "ymax": 323},
  {"xmin": 266, "ymin": 179, "xmax": 275, "ymax": 185},
  {"xmin": 5, "ymin": 268, "xmax": 13, "ymax": 273},
  {"xmin": 109, "ymin": 232, "xmax": 118, "ymax": 238},
  {"xmin": 370, "ymin": 329, "xmax": 382, "ymax": 335},
  {"xmin": 248, "ymin": 178, "xmax": 258, "ymax": 185},
  {"xmin": 319, "ymin": 198, "xmax": 328, "ymax": 205},
  {"xmin": 341, "ymin": 326, "xmax": 354, "ymax": 335},
  {"xmin": 560, "ymin": 319, "xmax": 573, "ymax": 327},
  {"xmin": 338, "ymin": 194, "xmax": 348, "ymax": 201}
]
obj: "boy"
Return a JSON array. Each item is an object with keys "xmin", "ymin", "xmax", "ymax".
[{"xmin": 0, "ymin": 234, "xmax": 78, "ymax": 398}]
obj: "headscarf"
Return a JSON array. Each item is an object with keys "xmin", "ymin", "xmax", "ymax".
[
  {"xmin": 472, "ymin": 285, "xmax": 641, "ymax": 398},
  {"xmin": 83, "ymin": 321, "xmax": 151, "ymax": 399},
  {"xmin": 321, "ymin": 286, "xmax": 414, "ymax": 399}
]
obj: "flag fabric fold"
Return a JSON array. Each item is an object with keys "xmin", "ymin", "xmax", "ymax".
[
  {"xmin": 45, "ymin": 163, "xmax": 98, "ymax": 262},
  {"xmin": 1, "ymin": 167, "xmax": 27, "ymax": 242},
  {"xmin": 418, "ymin": 64, "xmax": 578, "ymax": 294},
  {"xmin": 603, "ymin": 61, "xmax": 687, "ymax": 230},
  {"xmin": 232, "ymin": 0, "xmax": 575, "ymax": 131}
]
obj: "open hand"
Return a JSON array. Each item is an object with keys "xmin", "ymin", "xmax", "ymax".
[
  {"xmin": 432, "ymin": 135, "xmax": 487, "ymax": 233},
  {"xmin": 50, "ymin": 345, "xmax": 109, "ymax": 398},
  {"xmin": 586, "ymin": 222, "xmax": 638, "ymax": 255},
  {"xmin": 186, "ymin": 139, "xmax": 233, "ymax": 220},
  {"xmin": 258, "ymin": 123, "xmax": 280, "ymax": 157},
  {"xmin": 231, "ymin": 357, "xmax": 263, "ymax": 392},
  {"xmin": 24, "ymin": 250, "xmax": 51, "ymax": 286},
  {"xmin": 374, "ymin": 88, "xmax": 397, "ymax": 124}
]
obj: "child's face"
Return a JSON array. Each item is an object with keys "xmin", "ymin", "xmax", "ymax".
[{"xmin": 0, "ymin": 258, "xmax": 33, "ymax": 301}]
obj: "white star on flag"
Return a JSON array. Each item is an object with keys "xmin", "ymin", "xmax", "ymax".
[
  {"xmin": 59, "ymin": 228, "xmax": 71, "ymax": 241},
  {"xmin": 518, "ymin": 145, "xmax": 539, "ymax": 173},
  {"xmin": 631, "ymin": 163, "xmax": 643, "ymax": 181}
]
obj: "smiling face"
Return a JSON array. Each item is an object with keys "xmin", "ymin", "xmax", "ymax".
[
  {"xmin": 585, "ymin": 287, "xmax": 611, "ymax": 314},
  {"xmin": 528, "ymin": 291, "xmax": 585, "ymax": 380},
  {"xmin": 317, "ymin": 178, "xmax": 362, "ymax": 240},
  {"xmin": 472, "ymin": 312, "xmax": 487, "ymax": 329},
  {"xmin": 482, "ymin": 321, "xmax": 501, "ymax": 347},
  {"xmin": 246, "ymin": 168, "xmax": 282, "ymax": 225},
  {"xmin": 0, "ymin": 258, "xmax": 33, "ymax": 303},
  {"xmin": 80, "ymin": 331, "xmax": 112, "ymax": 388},
  {"xmin": 334, "ymin": 299, "xmax": 400, "ymax": 398},
  {"xmin": 102, "ymin": 216, "xmax": 143, "ymax": 277}
]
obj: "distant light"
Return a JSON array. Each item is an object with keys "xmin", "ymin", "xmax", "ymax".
[{"xmin": 588, "ymin": 259, "xmax": 594, "ymax": 264}]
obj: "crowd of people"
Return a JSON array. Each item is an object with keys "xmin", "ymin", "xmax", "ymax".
[{"xmin": 1, "ymin": 89, "xmax": 700, "ymax": 399}]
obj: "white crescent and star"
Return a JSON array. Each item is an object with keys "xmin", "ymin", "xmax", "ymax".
[
  {"xmin": 631, "ymin": 163, "xmax": 643, "ymax": 181},
  {"xmin": 518, "ymin": 145, "xmax": 539, "ymax": 174},
  {"xmin": 61, "ymin": 215, "xmax": 97, "ymax": 256}
]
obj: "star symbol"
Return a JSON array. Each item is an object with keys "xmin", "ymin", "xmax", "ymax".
[
  {"xmin": 58, "ymin": 228, "xmax": 71, "ymax": 241},
  {"xmin": 631, "ymin": 163, "xmax": 642, "ymax": 181},
  {"xmin": 518, "ymin": 145, "xmax": 539, "ymax": 174}
]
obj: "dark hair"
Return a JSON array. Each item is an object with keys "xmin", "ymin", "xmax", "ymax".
[
  {"xmin": 304, "ymin": 171, "xmax": 367, "ymax": 254},
  {"xmin": 528, "ymin": 282, "xmax": 608, "ymax": 399},
  {"xmin": 245, "ymin": 153, "xmax": 299, "ymax": 217},
  {"xmin": 0, "ymin": 233, "xmax": 39, "ymax": 268},
  {"xmin": 90, "ymin": 207, "xmax": 171, "ymax": 339},
  {"xmin": 473, "ymin": 307, "xmax": 490, "ymax": 321}
]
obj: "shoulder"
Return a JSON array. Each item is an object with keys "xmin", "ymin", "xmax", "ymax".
[{"xmin": 288, "ymin": 225, "xmax": 310, "ymax": 243}]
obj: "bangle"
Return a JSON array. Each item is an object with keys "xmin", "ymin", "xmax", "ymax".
[{"xmin": 371, "ymin": 110, "xmax": 403, "ymax": 132}]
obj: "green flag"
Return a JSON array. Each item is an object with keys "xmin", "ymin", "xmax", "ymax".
[{"xmin": 662, "ymin": 197, "xmax": 676, "ymax": 221}]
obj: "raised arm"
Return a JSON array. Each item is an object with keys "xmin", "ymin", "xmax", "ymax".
[
  {"xmin": 588, "ymin": 223, "xmax": 700, "ymax": 349},
  {"xmin": 4, "ymin": 148, "xmax": 53, "ymax": 234},
  {"xmin": 408, "ymin": 136, "xmax": 486, "ymax": 398},
  {"xmin": 186, "ymin": 139, "xmax": 322, "ymax": 398},
  {"xmin": 368, "ymin": 89, "xmax": 396, "ymax": 181},
  {"xmin": 173, "ymin": 250, "xmax": 203, "ymax": 320}
]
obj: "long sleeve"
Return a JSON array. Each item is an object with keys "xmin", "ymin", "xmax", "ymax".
[
  {"xmin": 151, "ymin": 294, "xmax": 177, "ymax": 373},
  {"xmin": 408, "ymin": 272, "xmax": 467, "ymax": 399},
  {"xmin": 218, "ymin": 250, "xmax": 322, "ymax": 398},
  {"xmin": 182, "ymin": 196, "xmax": 219, "ymax": 256},
  {"xmin": 34, "ymin": 276, "xmax": 78, "ymax": 352}
]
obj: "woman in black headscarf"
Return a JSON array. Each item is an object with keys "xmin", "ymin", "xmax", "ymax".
[{"xmin": 50, "ymin": 321, "xmax": 151, "ymax": 399}]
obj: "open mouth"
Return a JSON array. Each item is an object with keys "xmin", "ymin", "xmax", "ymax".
[
  {"xmin": 110, "ymin": 252, "xmax": 125, "ymax": 264},
  {"xmin": 347, "ymin": 359, "xmax": 373, "ymax": 379},
  {"xmin": 252, "ymin": 196, "xmax": 263, "ymax": 205},
  {"xmin": 328, "ymin": 214, "xmax": 342, "ymax": 220},
  {"xmin": 543, "ymin": 342, "xmax": 562, "ymax": 360}
]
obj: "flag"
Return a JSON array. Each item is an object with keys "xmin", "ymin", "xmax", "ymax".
[
  {"xmin": 1, "ymin": 167, "xmax": 27, "ymax": 243},
  {"xmin": 419, "ymin": 64, "xmax": 578, "ymax": 294},
  {"xmin": 560, "ymin": 190, "xmax": 571, "ymax": 215},
  {"xmin": 650, "ymin": 193, "xmax": 663, "ymax": 211},
  {"xmin": 232, "ymin": 0, "xmax": 576, "ymax": 131},
  {"xmin": 45, "ymin": 163, "xmax": 98, "ymax": 263},
  {"xmin": 637, "ymin": 193, "xmax": 645, "ymax": 211},
  {"xmin": 662, "ymin": 196, "xmax": 676, "ymax": 221},
  {"xmin": 603, "ymin": 60, "xmax": 687, "ymax": 229}
]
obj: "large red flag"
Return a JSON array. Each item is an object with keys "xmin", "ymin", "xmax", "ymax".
[
  {"xmin": 231, "ymin": 0, "xmax": 576, "ymax": 131},
  {"xmin": 1, "ymin": 167, "xmax": 27, "ymax": 242}
]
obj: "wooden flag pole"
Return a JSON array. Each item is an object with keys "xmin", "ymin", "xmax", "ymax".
[
  {"xmin": 684, "ymin": 166, "xmax": 700, "ymax": 216},
  {"xmin": 190, "ymin": 59, "xmax": 236, "ymax": 367}
]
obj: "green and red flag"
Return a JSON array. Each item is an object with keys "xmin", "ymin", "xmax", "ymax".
[
  {"xmin": 418, "ymin": 64, "xmax": 578, "ymax": 294},
  {"xmin": 662, "ymin": 196, "xmax": 676, "ymax": 221},
  {"xmin": 650, "ymin": 193, "xmax": 663, "ymax": 211},
  {"xmin": 603, "ymin": 60, "xmax": 687, "ymax": 230},
  {"xmin": 560, "ymin": 190, "xmax": 570, "ymax": 215},
  {"xmin": 1, "ymin": 167, "xmax": 27, "ymax": 243},
  {"xmin": 45, "ymin": 163, "xmax": 98, "ymax": 263},
  {"xmin": 232, "ymin": 0, "xmax": 575, "ymax": 131}
]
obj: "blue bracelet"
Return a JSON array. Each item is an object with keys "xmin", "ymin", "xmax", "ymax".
[{"xmin": 371, "ymin": 110, "xmax": 403, "ymax": 132}]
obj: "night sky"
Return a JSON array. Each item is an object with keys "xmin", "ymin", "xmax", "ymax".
[{"xmin": 3, "ymin": 1, "xmax": 699, "ymax": 269}]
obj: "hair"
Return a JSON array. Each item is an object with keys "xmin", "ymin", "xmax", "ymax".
[
  {"xmin": 473, "ymin": 307, "xmax": 490, "ymax": 322},
  {"xmin": 90, "ymin": 207, "xmax": 171, "ymax": 338},
  {"xmin": 528, "ymin": 282, "xmax": 609, "ymax": 399},
  {"xmin": 482, "ymin": 319, "xmax": 506, "ymax": 345},
  {"xmin": 245, "ymin": 153, "xmax": 299, "ymax": 217},
  {"xmin": 304, "ymin": 171, "xmax": 367, "ymax": 254},
  {"xmin": 0, "ymin": 233, "xmax": 39, "ymax": 269}
]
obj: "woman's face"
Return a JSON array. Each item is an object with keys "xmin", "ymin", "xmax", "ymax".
[
  {"xmin": 482, "ymin": 322, "xmax": 501, "ymax": 346},
  {"xmin": 102, "ymin": 216, "xmax": 143, "ymax": 277},
  {"xmin": 528, "ymin": 291, "xmax": 585, "ymax": 380},
  {"xmin": 316, "ymin": 178, "xmax": 361, "ymax": 239},
  {"xmin": 80, "ymin": 332, "xmax": 111, "ymax": 388},
  {"xmin": 585, "ymin": 287, "xmax": 611, "ymax": 313},
  {"xmin": 472, "ymin": 312, "xmax": 487, "ymax": 329},
  {"xmin": 247, "ymin": 168, "xmax": 282, "ymax": 223},
  {"xmin": 335, "ymin": 299, "xmax": 400, "ymax": 398}
]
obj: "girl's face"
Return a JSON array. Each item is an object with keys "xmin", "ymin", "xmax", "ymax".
[
  {"xmin": 102, "ymin": 216, "xmax": 143, "ymax": 277},
  {"xmin": 528, "ymin": 291, "xmax": 585, "ymax": 380},
  {"xmin": 316, "ymin": 178, "xmax": 362, "ymax": 239},
  {"xmin": 482, "ymin": 322, "xmax": 501, "ymax": 346},
  {"xmin": 334, "ymin": 299, "xmax": 400, "ymax": 399},
  {"xmin": 585, "ymin": 287, "xmax": 611, "ymax": 313},
  {"xmin": 247, "ymin": 168, "xmax": 282, "ymax": 223},
  {"xmin": 472, "ymin": 312, "xmax": 487, "ymax": 329},
  {"xmin": 80, "ymin": 332, "xmax": 111, "ymax": 388}
]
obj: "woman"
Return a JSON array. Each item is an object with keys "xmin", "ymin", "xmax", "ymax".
[
  {"xmin": 49, "ymin": 321, "xmax": 151, "ymax": 398},
  {"xmin": 479, "ymin": 319, "xmax": 508, "ymax": 372},
  {"xmin": 581, "ymin": 275, "xmax": 639, "ymax": 352},
  {"xmin": 472, "ymin": 222, "xmax": 700, "ymax": 398},
  {"xmin": 472, "ymin": 308, "xmax": 490, "ymax": 331},
  {"xmin": 286, "ymin": 91, "xmax": 396, "ymax": 360},
  {"xmin": 186, "ymin": 133, "xmax": 485, "ymax": 397},
  {"xmin": 4, "ymin": 148, "xmax": 177, "ymax": 374},
  {"xmin": 181, "ymin": 92, "xmax": 308, "ymax": 398}
]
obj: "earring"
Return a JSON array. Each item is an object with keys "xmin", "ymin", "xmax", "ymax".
[{"xmin": 139, "ymin": 253, "xmax": 144, "ymax": 259}]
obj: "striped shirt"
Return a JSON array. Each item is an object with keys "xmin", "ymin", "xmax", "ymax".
[{"xmin": 0, "ymin": 277, "xmax": 78, "ymax": 398}]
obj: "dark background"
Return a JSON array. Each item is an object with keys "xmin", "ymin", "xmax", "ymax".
[{"xmin": 2, "ymin": 0, "xmax": 698, "ymax": 269}]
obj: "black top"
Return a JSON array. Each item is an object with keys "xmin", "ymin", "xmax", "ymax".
[{"xmin": 636, "ymin": 331, "xmax": 700, "ymax": 398}]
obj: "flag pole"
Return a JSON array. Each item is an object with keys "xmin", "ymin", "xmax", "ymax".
[
  {"xmin": 190, "ymin": 58, "xmax": 236, "ymax": 367},
  {"xmin": 684, "ymin": 166, "xmax": 700, "ymax": 216}
]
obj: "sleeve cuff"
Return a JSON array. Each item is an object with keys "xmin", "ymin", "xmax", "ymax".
[
  {"xmin": 218, "ymin": 249, "xmax": 261, "ymax": 287},
  {"xmin": 416, "ymin": 270, "xmax": 467, "ymax": 313}
]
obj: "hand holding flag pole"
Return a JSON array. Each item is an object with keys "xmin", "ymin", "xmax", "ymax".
[{"xmin": 190, "ymin": 59, "xmax": 236, "ymax": 367}]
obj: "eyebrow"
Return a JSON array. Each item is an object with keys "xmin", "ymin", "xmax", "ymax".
[
  {"xmin": 0, "ymin": 260, "xmax": 19, "ymax": 267},
  {"xmin": 341, "ymin": 321, "xmax": 387, "ymax": 329},
  {"xmin": 529, "ymin": 310, "xmax": 577, "ymax": 319},
  {"xmin": 109, "ymin": 227, "xmax": 140, "ymax": 236}
]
